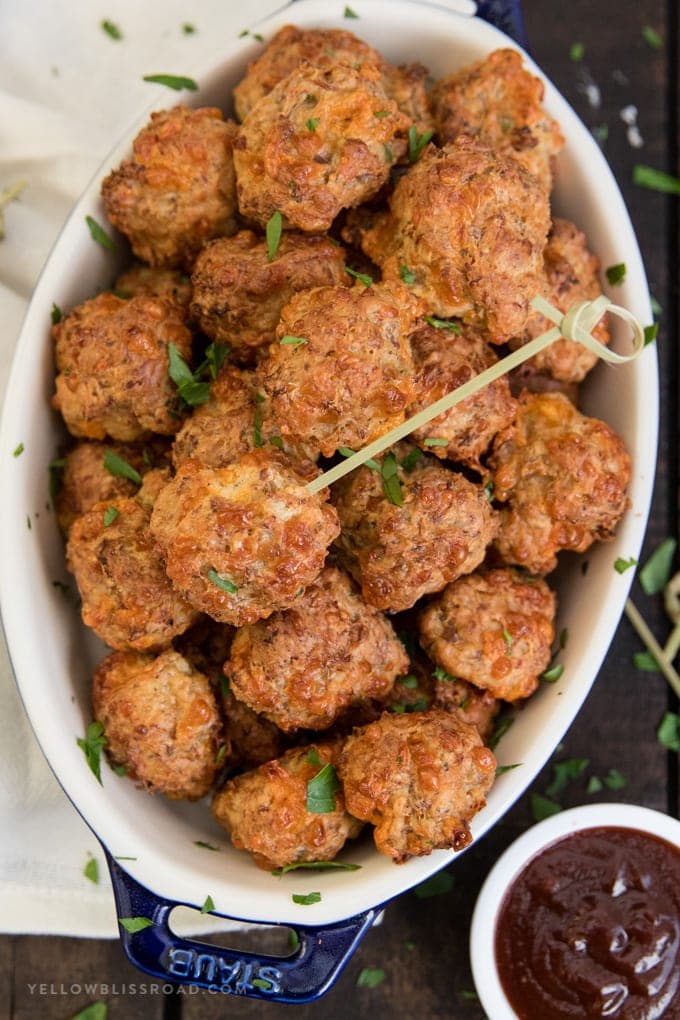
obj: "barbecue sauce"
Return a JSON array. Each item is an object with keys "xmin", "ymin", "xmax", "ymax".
[{"xmin": 495, "ymin": 826, "xmax": 680, "ymax": 1019}]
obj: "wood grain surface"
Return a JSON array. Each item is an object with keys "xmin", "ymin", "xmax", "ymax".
[{"xmin": 1, "ymin": 1, "xmax": 677, "ymax": 1017}]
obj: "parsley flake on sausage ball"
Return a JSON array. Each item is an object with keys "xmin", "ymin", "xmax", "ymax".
[
  {"xmin": 489, "ymin": 392, "xmax": 632, "ymax": 575},
  {"xmin": 93, "ymin": 648, "xmax": 222, "ymax": 800},
  {"xmin": 233, "ymin": 61, "xmax": 409, "ymax": 232},
  {"xmin": 226, "ymin": 565, "xmax": 409, "ymax": 732},
  {"xmin": 509, "ymin": 218, "xmax": 611, "ymax": 383},
  {"xmin": 408, "ymin": 321, "xmax": 518, "ymax": 470},
  {"xmin": 356, "ymin": 138, "xmax": 550, "ymax": 341},
  {"xmin": 211, "ymin": 742, "xmax": 362, "ymax": 871},
  {"xmin": 52, "ymin": 292, "xmax": 192, "ymax": 441},
  {"xmin": 419, "ymin": 568, "xmax": 556, "ymax": 702},
  {"xmin": 67, "ymin": 469, "xmax": 199, "ymax": 652},
  {"xmin": 101, "ymin": 105, "xmax": 239, "ymax": 269},
  {"xmin": 149, "ymin": 449, "xmax": 340, "ymax": 627},
  {"xmin": 259, "ymin": 283, "xmax": 418, "ymax": 458},
  {"xmin": 190, "ymin": 230, "xmax": 349, "ymax": 357},
  {"xmin": 430, "ymin": 48, "xmax": 564, "ymax": 192},
  {"xmin": 333, "ymin": 442, "xmax": 498, "ymax": 613},
  {"xmin": 337, "ymin": 709, "xmax": 496, "ymax": 863}
]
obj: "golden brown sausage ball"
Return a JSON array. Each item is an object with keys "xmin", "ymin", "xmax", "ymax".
[
  {"xmin": 408, "ymin": 321, "xmax": 518, "ymax": 470},
  {"xmin": 211, "ymin": 742, "xmax": 362, "ymax": 870},
  {"xmin": 190, "ymin": 230, "xmax": 349, "ymax": 355},
  {"xmin": 114, "ymin": 263, "xmax": 193, "ymax": 310},
  {"xmin": 431, "ymin": 675, "xmax": 499, "ymax": 745},
  {"xmin": 149, "ymin": 449, "xmax": 340, "ymax": 626},
  {"xmin": 226, "ymin": 566, "xmax": 409, "ymax": 732},
  {"xmin": 101, "ymin": 105, "xmax": 238, "ymax": 269},
  {"xmin": 259, "ymin": 284, "xmax": 417, "ymax": 457},
  {"xmin": 93, "ymin": 648, "xmax": 222, "ymax": 799},
  {"xmin": 67, "ymin": 469, "xmax": 199, "ymax": 651},
  {"xmin": 419, "ymin": 568, "xmax": 556, "ymax": 702},
  {"xmin": 337, "ymin": 709, "xmax": 496, "ymax": 863},
  {"xmin": 233, "ymin": 61, "xmax": 409, "ymax": 232},
  {"xmin": 54, "ymin": 439, "xmax": 169, "ymax": 535},
  {"xmin": 356, "ymin": 139, "xmax": 550, "ymax": 341},
  {"xmin": 52, "ymin": 293, "xmax": 192, "ymax": 441},
  {"xmin": 509, "ymin": 218, "xmax": 611, "ymax": 383},
  {"xmin": 233, "ymin": 24, "xmax": 433, "ymax": 137},
  {"xmin": 430, "ymin": 48, "xmax": 564, "ymax": 192},
  {"xmin": 489, "ymin": 391, "xmax": 631, "ymax": 575},
  {"xmin": 333, "ymin": 442, "xmax": 498, "ymax": 612}
]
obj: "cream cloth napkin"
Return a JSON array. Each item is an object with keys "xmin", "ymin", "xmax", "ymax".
[{"xmin": 0, "ymin": 0, "xmax": 282, "ymax": 937}]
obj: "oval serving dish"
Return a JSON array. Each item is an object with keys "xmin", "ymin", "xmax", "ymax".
[{"xmin": 0, "ymin": 0, "xmax": 658, "ymax": 1001}]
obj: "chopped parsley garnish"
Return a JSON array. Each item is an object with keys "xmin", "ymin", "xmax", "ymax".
[
  {"xmin": 400, "ymin": 447, "xmax": 422, "ymax": 472},
  {"xmin": 633, "ymin": 650, "xmax": 660, "ymax": 672},
  {"xmin": 76, "ymin": 721, "xmax": 107, "ymax": 785},
  {"xmin": 642, "ymin": 25, "xmax": 662, "ymax": 49},
  {"xmin": 201, "ymin": 895, "xmax": 215, "ymax": 914},
  {"xmin": 207, "ymin": 570, "xmax": 238, "ymax": 594},
  {"xmin": 273, "ymin": 860, "xmax": 361, "ymax": 875},
  {"xmin": 239, "ymin": 28, "xmax": 249, "ymax": 37},
  {"xmin": 569, "ymin": 41, "xmax": 584, "ymax": 62},
  {"xmin": 253, "ymin": 33, "xmax": 264, "ymax": 42},
  {"xmin": 357, "ymin": 968, "xmax": 386, "ymax": 989},
  {"xmin": 0, "ymin": 179, "xmax": 27, "ymax": 241},
  {"xmin": 424, "ymin": 315, "xmax": 461, "ymax": 334},
  {"xmin": 306, "ymin": 118, "xmax": 319, "ymax": 132},
  {"xmin": 219, "ymin": 675, "xmax": 230, "ymax": 698},
  {"xmin": 292, "ymin": 891, "xmax": 321, "ymax": 905},
  {"xmin": 587, "ymin": 775, "xmax": 603, "ymax": 794},
  {"xmin": 84, "ymin": 856, "xmax": 99, "ymax": 884},
  {"xmin": 489, "ymin": 714, "xmax": 514, "ymax": 749},
  {"xmin": 541, "ymin": 663, "xmax": 564, "ymax": 683},
  {"xmin": 603, "ymin": 768, "xmax": 627, "ymax": 790},
  {"xmin": 383, "ymin": 143, "xmax": 395, "ymax": 165},
  {"xmin": 182, "ymin": 23, "xmax": 196, "ymax": 35},
  {"xmin": 103, "ymin": 506, "xmax": 119, "ymax": 527},
  {"xmin": 408, "ymin": 126, "xmax": 433, "ymax": 163},
  {"xmin": 51, "ymin": 303, "xmax": 62, "ymax": 325},
  {"xmin": 253, "ymin": 391, "xmax": 265, "ymax": 448},
  {"xmin": 52, "ymin": 579, "xmax": 72, "ymax": 597},
  {"xmin": 270, "ymin": 435, "xmax": 284, "ymax": 449},
  {"xmin": 615, "ymin": 556, "xmax": 637, "ymax": 574},
  {"xmin": 559, "ymin": 628, "xmax": 569, "ymax": 649},
  {"xmin": 399, "ymin": 675, "xmax": 418, "ymax": 689},
  {"xmin": 651, "ymin": 295, "xmax": 663, "ymax": 316},
  {"xmin": 433, "ymin": 665, "xmax": 455, "ymax": 682},
  {"xmin": 103, "ymin": 449, "xmax": 141, "ymax": 484},
  {"xmin": 306, "ymin": 762, "xmax": 341, "ymax": 813},
  {"xmin": 13, "ymin": 442, "xmax": 24, "ymax": 458},
  {"xmin": 460, "ymin": 990, "xmax": 479, "ymax": 1002},
  {"xmin": 112, "ymin": 764, "xmax": 127, "ymax": 776},
  {"xmin": 168, "ymin": 342, "xmax": 210, "ymax": 407},
  {"xmin": 633, "ymin": 164, "xmax": 680, "ymax": 195},
  {"xmin": 593, "ymin": 123, "xmax": 609, "ymax": 144},
  {"xmin": 496, "ymin": 763, "xmax": 522, "ymax": 776},
  {"xmin": 374, "ymin": 110, "xmax": 390, "ymax": 119},
  {"xmin": 85, "ymin": 215, "xmax": 115, "ymax": 251},
  {"xmin": 280, "ymin": 335, "xmax": 308, "ymax": 346},
  {"xmin": 215, "ymin": 744, "xmax": 227, "ymax": 765},
  {"xmin": 605, "ymin": 263, "xmax": 626, "ymax": 285},
  {"xmin": 657, "ymin": 711, "xmax": 680, "ymax": 751},
  {"xmin": 546, "ymin": 757, "xmax": 589, "ymax": 797},
  {"xmin": 399, "ymin": 265, "xmax": 415, "ymax": 285},
  {"xmin": 70, "ymin": 1004, "xmax": 107, "ymax": 1020},
  {"xmin": 101, "ymin": 19, "xmax": 123, "ymax": 40},
  {"xmin": 345, "ymin": 266, "xmax": 373, "ymax": 286},
  {"xmin": 644, "ymin": 323, "xmax": 659, "ymax": 345},
  {"xmin": 306, "ymin": 748, "xmax": 321, "ymax": 766},
  {"xmin": 423, "ymin": 437, "xmax": 448, "ymax": 448},
  {"xmin": 380, "ymin": 451, "xmax": 403, "ymax": 506},
  {"xmin": 502, "ymin": 628, "xmax": 513, "ymax": 653},
  {"xmin": 343, "ymin": 5, "xmax": 359, "ymax": 17},
  {"xmin": 142, "ymin": 74, "xmax": 198, "ymax": 91},
  {"xmin": 413, "ymin": 870, "xmax": 453, "ymax": 898},
  {"xmin": 113, "ymin": 856, "xmax": 137, "ymax": 861},
  {"xmin": 639, "ymin": 537, "xmax": 676, "ymax": 594},
  {"xmin": 194, "ymin": 841, "xmax": 220, "ymax": 851},
  {"xmin": 266, "ymin": 210, "xmax": 283, "ymax": 262},
  {"xmin": 203, "ymin": 341, "xmax": 230, "ymax": 380},
  {"xmin": 484, "ymin": 480, "xmax": 494, "ymax": 502},
  {"xmin": 118, "ymin": 916, "xmax": 155, "ymax": 934},
  {"xmin": 530, "ymin": 792, "xmax": 562, "ymax": 822}
]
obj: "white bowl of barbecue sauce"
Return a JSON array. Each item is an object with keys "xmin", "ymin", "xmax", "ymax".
[{"xmin": 470, "ymin": 803, "xmax": 680, "ymax": 1019}]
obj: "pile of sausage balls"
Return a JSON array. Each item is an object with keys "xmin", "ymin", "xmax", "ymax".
[{"xmin": 52, "ymin": 26, "xmax": 631, "ymax": 870}]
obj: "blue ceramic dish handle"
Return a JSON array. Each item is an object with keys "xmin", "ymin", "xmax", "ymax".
[
  {"xmin": 106, "ymin": 853, "xmax": 378, "ymax": 1003},
  {"xmin": 475, "ymin": 0, "xmax": 528, "ymax": 47}
]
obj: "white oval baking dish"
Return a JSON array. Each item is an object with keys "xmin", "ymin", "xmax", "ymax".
[{"xmin": 0, "ymin": 0, "xmax": 657, "ymax": 1001}]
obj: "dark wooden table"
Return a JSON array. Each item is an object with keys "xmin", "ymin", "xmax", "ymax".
[{"xmin": 1, "ymin": 1, "xmax": 677, "ymax": 1017}]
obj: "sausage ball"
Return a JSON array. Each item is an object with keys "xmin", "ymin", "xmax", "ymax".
[
  {"xmin": 431, "ymin": 675, "xmax": 499, "ymax": 745},
  {"xmin": 333, "ymin": 443, "xmax": 498, "ymax": 612},
  {"xmin": 52, "ymin": 293, "xmax": 192, "ymax": 441},
  {"xmin": 211, "ymin": 742, "xmax": 363, "ymax": 870},
  {"xmin": 226, "ymin": 566, "xmax": 409, "ymax": 731},
  {"xmin": 489, "ymin": 391, "xmax": 631, "ymax": 575},
  {"xmin": 233, "ymin": 24, "xmax": 433, "ymax": 137},
  {"xmin": 67, "ymin": 469, "xmax": 199, "ymax": 651},
  {"xmin": 149, "ymin": 449, "xmax": 340, "ymax": 626},
  {"xmin": 93, "ymin": 648, "xmax": 222, "ymax": 799},
  {"xmin": 408, "ymin": 321, "xmax": 518, "ymax": 470},
  {"xmin": 233, "ymin": 61, "xmax": 409, "ymax": 232},
  {"xmin": 190, "ymin": 230, "xmax": 349, "ymax": 356},
  {"xmin": 509, "ymin": 218, "xmax": 611, "ymax": 383},
  {"xmin": 419, "ymin": 568, "xmax": 556, "ymax": 702},
  {"xmin": 259, "ymin": 284, "xmax": 418, "ymax": 457},
  {"xmin": 114, "ymin": 263, "xmax": 193, "ymax": 311},
  {"xmin": 337, "ymin": 709, "xmax": 496, "ymax": 863},
  {"xmin": 430, "ymin": 48, "xmax": 564, "ymax": 192},
  {"xmin": 54, "ymin": 439, "xmax": 169, "ymax": 535},
  {"xmin": 101, "ymin": 105, "xmax": 238, "ymax": 268},
  {"xmin": 356, "ymin": 139, "xmax": 550, "ymax": 341}
]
